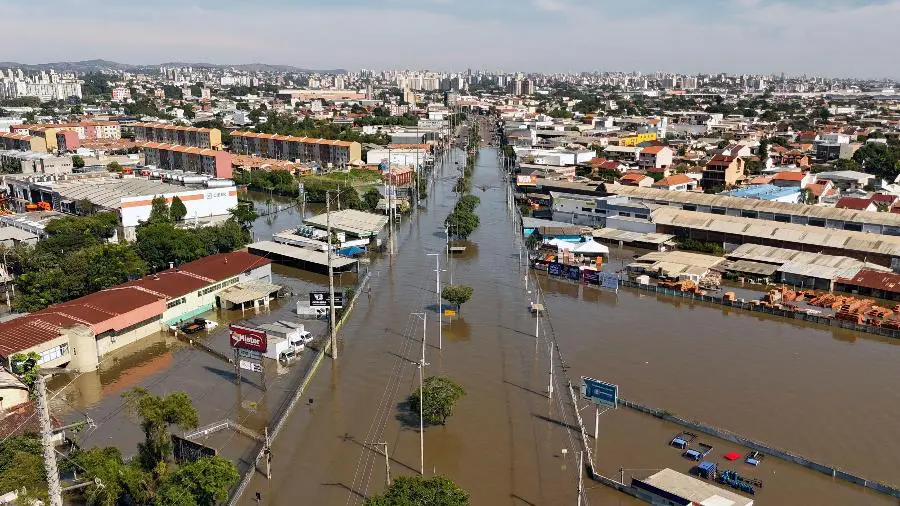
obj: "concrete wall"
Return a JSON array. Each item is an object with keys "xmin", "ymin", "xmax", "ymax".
[{"xmin": 96, "ymin": 317, "xmax": 163, "ymax": 358}]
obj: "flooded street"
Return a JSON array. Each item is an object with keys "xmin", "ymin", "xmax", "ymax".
[
  {"xmin": 52, "ymin": 142, "xmax": 900, "ymax": 506},
  {"xmin": 244, "ymin": 143, "xmax": 900, "ymax": 505}
]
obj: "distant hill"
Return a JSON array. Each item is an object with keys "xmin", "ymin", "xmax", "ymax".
[{"xmin": 0, "ymin": 59, "xmax": 345, "ymax": 74}]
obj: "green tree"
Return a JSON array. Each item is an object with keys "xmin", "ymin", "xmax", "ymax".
[
  {"xmin": 365, "ymin": 476, "xmax": 469, "ymax": 506},
  {"xmin": 835, "ymin": 158, "xmax": 861, "ymax": 171},
  {"xmin": 228, "ymin": 201, "xmax": 258, "ymax": 230},
  {"xmin": 154, "ymin": 457, "xmax": 238, "ymax": 506},
  {"xmin": 134, "ymin": 221, "xmax": 207, "ymax": 271},
  {"xmin": 441, "ymin": 284, "xmax": 473, "ymax": 310},
  {"xmin": 72, "ymin": 155, "xmax": 85, "ymax": 168},
  {"xmin": 148, "ymin": 196, "xmax": 171, "ymax": 224},
  {"xmin": 122, "ymin": 387, "xmax": 200, "ymax": 472},
  {"xmin": 444, "ymin": 210, "xmax": 480, "ymax": 240},
  {"xmin": 9, "ymin": 352, "xmax": 40, "ymax": 394},
  {"xmin": 852, "ymin": 142, "xmax": 900, "ymax": 179},
  {"xmin": 363, "ymin": 187, "xmax": 382, "ymax": 211},
  {"xmin": 170, "ymin": 196, "xmax": 188, "ymax": 222},
  {"xmin": 79, "ymin": 243, "xmax": 148, "ymax": 292},
  {"xmin": 74, "ymin": 198, "xmax": 94, "ymax": 215},
  {"xmin": 0, "ymin": 445, "xmax": 47, "ymax": 503},
  {"xmin": 107, "ymin": 161, "xmax": 122, "ymax": 173},
  {"xmin": 408, "ymin": 376, "xmax": 466, "ymax": 426},
  {"xmin": 182, "ymin": 103, "xmax": 195, "ymax": 120}
]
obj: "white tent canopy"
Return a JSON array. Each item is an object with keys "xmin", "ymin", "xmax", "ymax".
[{"xmin": 572, "ymin": 240, "xmax": 610, "ymax": 256}]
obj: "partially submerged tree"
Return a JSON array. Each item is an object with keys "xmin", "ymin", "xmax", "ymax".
[
  {"xmin": 365, "ymin": 475, "xmax": 469, "ymax": 506},
  {"xmin": 122, "ymin": 387, "xmax": 200, "ymax": 472},
  {"xmin": 408, "ymin": 376, "xmax": 466, "ymax": 426},
  {"xmin": 441, "ymin": 285, "xmax": 473, "ymax": 311}
]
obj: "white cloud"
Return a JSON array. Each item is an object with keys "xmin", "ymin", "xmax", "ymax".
[{"xmin": 532, "ymin": 0, "xmax": 568, "ymax": 12}]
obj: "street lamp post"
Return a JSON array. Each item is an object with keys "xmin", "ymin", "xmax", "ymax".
[{"xmin": 412, "ymin": 312, "xmax": 427, "ymax": 475}]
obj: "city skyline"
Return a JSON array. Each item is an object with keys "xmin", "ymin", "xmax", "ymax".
[{"xmin": 3, "ymin": 0, "xmax": 900, "ymax": 78}]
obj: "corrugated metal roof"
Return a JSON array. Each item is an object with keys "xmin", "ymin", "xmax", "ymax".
[
  {"xmin": 653, "ymin": 207, "xmax": 900, "ymax": 257},
  {"xmin": 607, "ymin": 183, "xmax": 900, "ymax": 227}
]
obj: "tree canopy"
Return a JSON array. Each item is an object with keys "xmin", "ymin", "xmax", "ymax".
[
  {"xmin": 365, "ymin": 476, "xmax": 469, "ymax": 506},
  {"xmin": 441, "ymin": 285, "xmax": 474, "ymax": 310},
  {"xmin": 408, "ymin": 376, "xmax": 466, "ymax": 426},
  {"xmin": 852, "ymin": 141, "xmax": 900, "ymax": 180}
]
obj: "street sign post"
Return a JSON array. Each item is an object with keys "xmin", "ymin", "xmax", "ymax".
[
  {"xmin": 582, "ymin": 376, "xmax": 618, "ymax": 408},
  {"xmin": 309, "ymin": 291, "xmax": 343, "ymax": 308}
]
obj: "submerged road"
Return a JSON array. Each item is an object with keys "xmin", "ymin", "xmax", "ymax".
[{"xmin": 243, "ymin": 143, "xmax": 601, "ymax": 505}]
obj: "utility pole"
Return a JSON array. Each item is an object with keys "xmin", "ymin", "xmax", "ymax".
[
  {"xmin": 264, "ymin": 426, "xmax": 272, "ymax": 479},
  {"xmin": 577, "ymin": 451, "xmax": 584, "ymax": 506},
  {"xmin": 326, "ymin": 190, "xmax": 337, "ymax": 360},
  {"xmin": 368, "ymin": 442, "xmax": 391, "ymax": 486},
  {"xmin": 427, "ymin": 253, "xmax": 442, "ymax": 350},
  {"xmin": 548, "ymin": 342, "xmax": 554, "ymax": 400},
  {"xmin": 412, "ymin": 312, "xmax": 427, "ymax": 475},
  {"xmin": 36, "ymin": 373, "xmax": 62, "ymax": 506}
]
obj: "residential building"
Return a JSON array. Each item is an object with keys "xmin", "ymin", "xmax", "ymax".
[
  {"xmin": 231, "ymin": 131, "xmax": 362, "ymax": 168},
  {"xmin": 652, "ymin": 173, "xmax": 696, "ymax": 191},
  {"xmin": 835, "ymin": 197, "xmax": 877, "ymax": 212},
  {"xmin": 0, "ymin": 252, "xmax": 272, "ymax": 372},
  {"xmin": 701, "ymin": 154, "xmax": 745, "ymax": 190},
  {"xmin": 816, "ymin": 141, "xmax": 854, "ymax": 161},
  {"xmin": 111, "ymin": 87, "xmax": 131, "ymax": 102},
  {"xmin": 815, "ymin": 170, "xmax": 874, "ymax": 191},
  {"xmin": 619, "ymin": 173, "xmax": 654, "ymax": 187},
  {"xmin": 637, "ymin": 145, "xmax": 673, "ymax": 171},
  {"xmin": 0, "ymin": 132, "xmax": 46, "ymax": 152},
  {"xmin": 0, "ymin": 150, "xmax": 73, "ymax": 175},
  {"xmin": 602, "ymin": 145, "xmax": 642, "ymax": 162},
  {"xmin": 771, "ymin": 171, "xmax": 814, "ymax": 189},
  {"xmin": 140, "ymin": 142, "xmax": 233, "ymax": 178},
  {"xmin": 132, "ymin": 123, "xmax": 222, "ymax": 149},
  {"xmin": 551, "ymin": 192, "xmax": 654, "ymax": 227},
  {"xmin": 617, "ymin": 132, "xmax": 657, "ymax": 146}
]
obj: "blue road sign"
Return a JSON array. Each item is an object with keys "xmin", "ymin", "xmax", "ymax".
[{"xmin": 582, "ymin": 376, "xmax": 618, "ymax": 407}]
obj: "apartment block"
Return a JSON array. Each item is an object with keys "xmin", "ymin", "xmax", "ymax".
[
  {"xmin": 132, "ymin": 122, "xmax": 223, "ymax": 149},
  {"xmin": 140, "ymin": 142, "xmax": 232, "ymax": 178},
  {"xmin": 11, "ymin": 122, "xmax": 121, "ymax": 150},
  {"xmin": 230, "ymin": 131, "xmax": 361, "ymax": 168},
  {"xmin": 0, "ymin": 132, "xmax": 47, "ymax": 152},
  {"xmin": 701, "ymin": 155, "xmax": 745, "ymax": 190}
]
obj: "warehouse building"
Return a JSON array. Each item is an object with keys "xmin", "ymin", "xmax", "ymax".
[
  {"xmin": 0, "ymin": 252, "xmax": 271, "ymax": 372},
  {"xmin": 722, "ymin": 244, "xmax": 890, "ymax": 290},
  {"xmin": 604, "ymin": 183, "xmax": 900, "ymax": 235},
  {"xmin": 651, "ymin": 207, "xmax": 900, "ymax": 269},
  {"xmin": 4, "ymin": 174, "xmax": 238, "ymax": 241}
]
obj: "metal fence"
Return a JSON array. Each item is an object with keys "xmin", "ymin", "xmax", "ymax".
[{"xmin": 615, "ymin": 279, "xmax": 900, "ymax": 340}]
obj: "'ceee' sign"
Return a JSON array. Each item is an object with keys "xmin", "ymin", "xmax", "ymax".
[{"xmin": 229, "ymin": 325, "xmax": 267, "ymax": 352}]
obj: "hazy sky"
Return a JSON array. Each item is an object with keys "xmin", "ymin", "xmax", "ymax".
[{"xmin": 2, "ymin": 0, "xmax": 898, "ymax": 77}]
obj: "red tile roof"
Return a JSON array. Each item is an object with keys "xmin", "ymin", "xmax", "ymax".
[
  {"xmin": 0, "ymin": 252, "xmax": 271, "ymax": 358},
  {"xmin": 641, "ymin": 145, "xmax": 667, "ymax": 155},
  {"xmin": 835, "ymin": 197, "xmax": 873, "ymax": 210},
  {"xmin": 772, "ymin": 171, "xmax": 805, "ymax": 182},
  {"xmin": 870, "ymin": 193, "xmax": 898, "ymax": 204},
  {"xmin": 653, "ymin": 174, "xmax": 693, "ymax": 187},
  {"xmin": 620, "ymin": 173, "xmax": 650, "ymax": 183}
]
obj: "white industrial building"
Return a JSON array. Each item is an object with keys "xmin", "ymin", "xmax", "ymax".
[
  {"xmin": 366, "ymin": 148, "xmax": 428, "ymax": 168},
  {"xmin": 4, "ymin": 175, "xmax": 238, "ymax": 241}
]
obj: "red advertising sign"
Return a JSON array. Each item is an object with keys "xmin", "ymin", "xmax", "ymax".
[{"xmin": 229, "ymin": 325, "xmax": 267, "ymax": 352}]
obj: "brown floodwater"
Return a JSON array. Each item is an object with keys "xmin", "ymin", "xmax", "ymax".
[{"xmin": 238, "ymin": 145, "xmax": 899, "ymax": 506}]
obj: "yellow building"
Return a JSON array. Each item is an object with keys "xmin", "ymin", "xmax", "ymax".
[{"xmin": 618, "ymin": 132, "xmax": 658, "ymax": 147}]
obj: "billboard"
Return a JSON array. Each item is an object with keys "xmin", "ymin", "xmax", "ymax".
[
  {"xmin": 309, "ymin": 291, "xmax": 344, "ymax": 308},
  {"xmin": 239, "ymin": 360, "xmax": 263, "ymax": 373},
  {"xmin": 516, "ymin": 175, "xmax": 537, "ymax": 186},
  {"xmin": 600, "ymin": 272, "xmax": 619, "ymax": 291},
  {"xmin": 172, "ymin": 435, "xmax": 217, "ymax": 464},
  {"xmin": 582, "ymin": 376, "xmax": 618, "ymax": 407},
  {"xmin": 567, "ymin": 266, "xmax": 582, "ymax": 281},
  {"xmin": 229, "ymin": 325, "xmax": 267, "ymax": 352},
  {"xmin": 548, "ymin": 262, "xmax": 563, "ymax": 276},
  {"xmin": 582, "ymin": 270, "xmax": 600, "ymax": 285}
]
